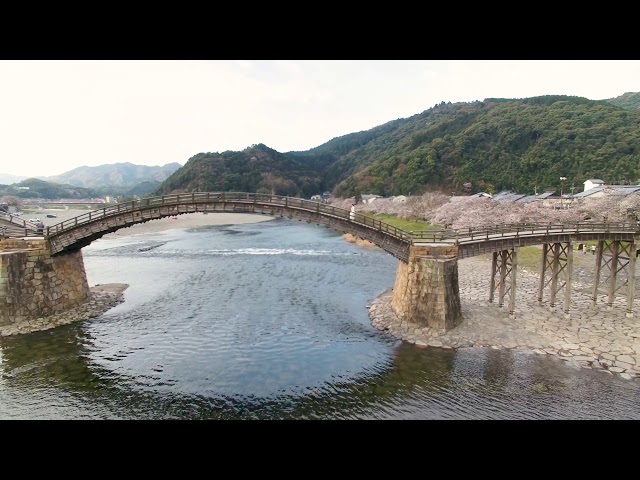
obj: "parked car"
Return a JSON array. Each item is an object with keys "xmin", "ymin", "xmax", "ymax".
[
  {"xmin": 29, "ymin": 218, "xmax": 42, "ymax": 223},
  {"xmin": 46, "ymin": 214, "xmax": 57, "ymax": 218}
]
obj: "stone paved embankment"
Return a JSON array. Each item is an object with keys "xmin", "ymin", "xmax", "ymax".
[
  {"xmin": 368, "ymin": 254, "xmax": 640, "ymax": 381},
  {"xmin": 0, "ymin": 284, "xmax": 127, "ymax": 337}
]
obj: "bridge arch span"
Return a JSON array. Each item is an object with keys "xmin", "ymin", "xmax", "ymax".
[{"xmin": 45, "ymin": 192, "xmax": 412, "ymax": 260}]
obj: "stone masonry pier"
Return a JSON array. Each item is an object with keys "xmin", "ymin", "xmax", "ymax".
[
  {"xmin": 391, "ymin": 244, "xmax": 462, "ymax": 330},
  {"xmin": 0, "ymin": 238, "xmax": 90, "ymax": 325}
]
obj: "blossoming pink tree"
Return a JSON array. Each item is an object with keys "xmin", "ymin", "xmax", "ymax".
[{"xmin": 329, "ymin": 189, "xmax": 640, "ymax": 230}]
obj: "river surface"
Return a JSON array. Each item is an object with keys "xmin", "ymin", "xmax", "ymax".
[{"xmin": 1, "ymin": 217, "xmax": 640, "ymax": 419}]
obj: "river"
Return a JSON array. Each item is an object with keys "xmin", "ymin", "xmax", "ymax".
[{"xmin": 1, "ymin": 217, "xmax": 639, "ymax": 419}]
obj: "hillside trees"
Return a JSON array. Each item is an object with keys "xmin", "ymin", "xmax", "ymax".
[
  {"xmin": 326, "ymin": 97, "xmax": 640, "ymax": 198},
  {"xmin": 155, "ymin": 146, "xmax": 323, "ymax": 197},
  {"xmin": 151, "ymin": 94, "xmax": 640, "ymax": 201}
]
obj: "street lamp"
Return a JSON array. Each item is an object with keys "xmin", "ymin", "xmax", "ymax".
[{"xmin": 559, "ymin": 176, "xmax": 567, "ymax": 209}]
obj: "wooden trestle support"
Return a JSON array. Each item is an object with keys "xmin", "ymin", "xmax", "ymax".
[
  {"xmin": 489, "ymin": 249, "xmax": 518, "ymax": 318},
  {"xmin": 537, "ymin": 242, "xmax": 573, "ymax": 318},
  {"xmin": 489, "ymin": 240, "xmax": 638, "ymax": 318},
  {"xmin": 592, "ymin": 239, "xmax": 637, "ymax": 317}
]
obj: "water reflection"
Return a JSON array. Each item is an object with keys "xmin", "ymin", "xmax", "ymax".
[{"xmin": 2, "ymin": 326, "xmax": 639, "ymax": 419}]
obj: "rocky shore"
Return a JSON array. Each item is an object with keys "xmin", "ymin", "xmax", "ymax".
[
  {"xmin": 0, "ymin": 283, "xmax": 128, "ymax": 337},
  {"xmin": 368, "ymin": 254, "xmax": 640, "ymax": 381}
]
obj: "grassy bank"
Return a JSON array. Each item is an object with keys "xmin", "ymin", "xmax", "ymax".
[
  {"xmin": 369, "ymin": 213, "xmax": 435, "ymax": 232},
  {"xmin": 477, "ymin": 245, "xmax": 593, "ymax": 270},
  {"xmin": 477, "ymin": 246, "xmax": 543, "ymax": 270}
]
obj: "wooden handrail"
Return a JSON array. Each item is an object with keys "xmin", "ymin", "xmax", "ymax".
[
  {"xmin": 44, "ymin": 192, "xmax": 410, "ymax": 242},
  {"xmin": 37, "ymin": 192, "xmax": 640, "ymax": 249},
  {"xmin": 0, "ymin": 211, "xmax": 38, "ymax": 231}
]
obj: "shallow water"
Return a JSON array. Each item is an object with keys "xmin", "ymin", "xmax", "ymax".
[{"xmin": 1, "ymin": 218, "xmax": 639, "ymax": 419}]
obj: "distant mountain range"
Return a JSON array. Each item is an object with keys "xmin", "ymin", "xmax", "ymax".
[
  {"xmin": 0, "ymin": 173, "xmax": 28, "ymax": 185},
  {"xmin": 0, "ymin": 162, "xmax": 182, "ymax": 198},
  {"xmin": 44, "ymin": 162, "xmax": 182, "ymax": 189},
  {"xmin": 0, "ymin": 162, "xmax": 182, "ymax": 199},
  {"xmin": 0, "ymin": 162, "xmax": 181, "ymax": 187}
]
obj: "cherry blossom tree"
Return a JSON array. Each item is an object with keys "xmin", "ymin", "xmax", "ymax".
[{"xmin": 330, "ymin": 189, "xmax": 640, "ymax": 230}]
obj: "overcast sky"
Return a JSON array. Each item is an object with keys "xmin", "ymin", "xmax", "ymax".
[{"xmin": 1, "ymin": 60, "xmax": 639, "ymax": 177}]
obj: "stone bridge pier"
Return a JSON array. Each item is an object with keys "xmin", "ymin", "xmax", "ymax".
[
  {"xmin": 390, "ymin": 244, "xmax": 462, "ymax": 331},
  {"xmin": 0, "ymin": 239, "xmax": 90, "ymax": 325}
]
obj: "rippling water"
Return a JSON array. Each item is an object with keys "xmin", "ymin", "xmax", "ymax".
[{"xmin": 1, "ymin": 217, "xmax": 639, "ymax": 419}]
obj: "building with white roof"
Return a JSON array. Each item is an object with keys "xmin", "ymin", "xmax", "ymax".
[{"xmin": 583, "ymin": 179, "xmax": 605, "ymax": 191}]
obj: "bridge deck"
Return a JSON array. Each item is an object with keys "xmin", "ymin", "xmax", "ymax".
[
  {"xmin": 3, "ymin": 192, "xmax": 640, "ymax": 261},
  {"xmin": 43, "ymin": 193, "xmax": 412, "ymax": 260},
  {"xmin": 414, "ymin": 225, "xmax": 639, "ymax": 258}
]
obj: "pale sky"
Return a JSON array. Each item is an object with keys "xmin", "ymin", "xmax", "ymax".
[{"xmin": 1, "ymin": 60, "xmax": 639, "ymax": 177}]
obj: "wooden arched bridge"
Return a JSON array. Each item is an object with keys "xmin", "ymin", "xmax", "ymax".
[
  {"xmin": 39, "ymin": 192, "xmax": 413, "ymax": 258},
  {"xmin": 2, "ymin": 191, "xmax": 639, "ymax": 329},
  {"xmin": 5, "ymin": 192, "xmax": 638, "ymax": 257}
]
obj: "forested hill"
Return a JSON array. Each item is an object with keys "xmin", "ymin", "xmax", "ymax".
[
  {"xmin": 605, "ymin": 91, "xmax": 640, "ymax": 110},
  {"xmin": 155, "ymin": 94, "xmax": 640, "ymax": 198},
  {"xmin": 0, "ymin": 178, "xmax": 97, "ymax": 199},
  {"xmin": 155, "ymin": 145, "xmax": 324, "ymax": 198}
]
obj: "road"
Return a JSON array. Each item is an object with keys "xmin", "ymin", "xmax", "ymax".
[{"xmin": 20, "ymin": 207, "xmax": 89, "ymax": 228}]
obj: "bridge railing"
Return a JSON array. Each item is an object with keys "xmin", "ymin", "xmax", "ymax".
[
  {"xmin": 0, "ymin": 211, "xmax": 39, "ymax": 235},
  {"xmin": 408, "ymin": 221, "xmax": 640, "ymax": 244},
  {"xmin": 41, "ymin": 192, "xmax": 640, "ymax": 245},
  {"xmin": 45, "ymin": 192, "xmax": 411, "ymax": 241}
]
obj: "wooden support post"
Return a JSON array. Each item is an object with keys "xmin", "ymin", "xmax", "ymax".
[
  {"xmin": 549, "ymin": 243, "xmax": 560, "ymax": 308},
  {"xmin": 498, "ymin": 250, "xmax": 507, "ymax": 307},
  {"xmin": 627, "ymin": 240, "xmax": 637, "ymax": 318},
  {"xmin": 489, "ymin": 251, "xmax": 498, "ymax": 303},
  {"xmin": 592, "ymin": 240, "xmax": 604, "ymax": 305},
  {"xmin": 608, "ymin": 241, "xmax": 620, "ymax": 309},
  {"xmin": 509, "ymin": 248, "xmax": 517, "ymax": 318},
  {"xmin": 564, "ymin": 242, "xmax": 573, "ymax": 318},
  {"xmin": 538, "ymin": 243, "xmax": 548, "ymax": 305}
]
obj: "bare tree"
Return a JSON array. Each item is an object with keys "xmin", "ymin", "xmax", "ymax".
[{"xmin": 0, "ymin": 195, "xmax": 22, "ymax": 210}]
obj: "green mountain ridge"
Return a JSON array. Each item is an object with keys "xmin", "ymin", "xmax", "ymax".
[
  {"xmin": 0, "ymin": 178, "xmax": 97, "ymax": 199},
  {"xmin": 605, "ymin": 91, "xmax": 640, "ymax": 110},
  {"xmin": 156, "ymin": 145, "xmax": 323, "ymax": 198},
  {"xmin": 155, "ymin": 93, "xmax": 640, "ymax": 198}
]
